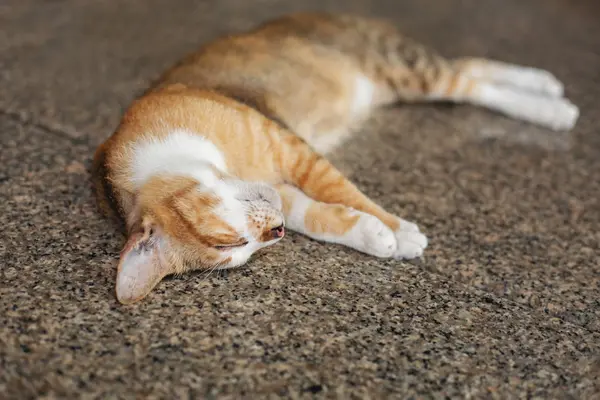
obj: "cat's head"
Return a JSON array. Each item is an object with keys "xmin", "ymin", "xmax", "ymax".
[{"xmin": 115, "ymin": 174, "xmax": 285, "ymax": 304}]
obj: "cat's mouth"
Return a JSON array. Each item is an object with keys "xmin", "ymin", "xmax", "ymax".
[
  {"xmin": 270, "ymin": 224, "xmax": 285, "ymax": 239},
  {"xmin": 260, "ymin": 223, "xmax": 285, "ymax": 242}
]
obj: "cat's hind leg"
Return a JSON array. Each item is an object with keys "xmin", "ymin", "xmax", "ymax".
[
  {"xmin": 452, "ymin": 58, "xmax": 564, "ymax": 98},
  {"xmin": 317, "ymin": 14, "xmax": 578, "ymax": 130},
  {"xmin": 268, "ymin": 13, "xmax": 578, "ymax": 130},
  {"xmin": 276, "ymin": 184, "xmax": 399, "ymax": 258},
  {"xmin": 423, "ymin": 67, "xmax": 579, "ymax": 131}
]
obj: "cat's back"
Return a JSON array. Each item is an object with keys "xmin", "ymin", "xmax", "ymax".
[
  {"xmin": 156, "ymin": 13, "xmax": 357, "ymax": 92},
  {"xmin": 153, "ymin": 13, "xmax": 379, "ymax": 153}
]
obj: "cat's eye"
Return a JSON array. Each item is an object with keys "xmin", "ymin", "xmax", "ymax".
[{"xmin": 213, "ymin": 241, "xmax": 248, "ymax": 251}]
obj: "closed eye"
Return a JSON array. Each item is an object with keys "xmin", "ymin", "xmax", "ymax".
[{"xmin": 213, "ymin": 241, "xmax": 248, "ymax": 251}]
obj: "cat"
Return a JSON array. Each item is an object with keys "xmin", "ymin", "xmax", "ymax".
[{"xmin": 93, "ymin": 12, "xmax": 579, "ymax": 304}]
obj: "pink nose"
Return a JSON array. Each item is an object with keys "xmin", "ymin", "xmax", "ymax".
[{"xmin": 271, "ymin": 224, "xmax": 285, "ymax": 239}]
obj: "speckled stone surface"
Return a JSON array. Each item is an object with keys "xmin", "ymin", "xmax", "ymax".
[{"xmin": 1, "ymin": 0, "xmax": 600, "ymax": 398}]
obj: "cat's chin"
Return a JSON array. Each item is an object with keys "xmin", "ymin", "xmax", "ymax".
[{"xmin": 217, "ymin": 236, "xmax": 285, "ymax": 270}]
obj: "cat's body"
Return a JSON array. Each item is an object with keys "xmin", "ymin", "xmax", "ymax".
[{"xmin": 94, "ymin": 13, "xmax": 579, "ymax": 304}]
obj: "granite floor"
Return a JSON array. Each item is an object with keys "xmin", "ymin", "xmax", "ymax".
[{"xmin": 1, "ymin": 0, "xmax": 599, "ymax": 398}]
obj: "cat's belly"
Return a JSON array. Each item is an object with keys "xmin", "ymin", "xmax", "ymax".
[
  {"xmin": 351, "ymin": 75, "xmax": 376, "ymax": 115},
  {"xmin": 299, "ymin": 74, "xmax": 377, "ymax": 154},
  {"xmin": 308, "ymin": 128, "xmax": 353, "ymax": 154}
]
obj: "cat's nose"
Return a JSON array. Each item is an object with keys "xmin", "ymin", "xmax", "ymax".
[{"xmin": 270, "ymin": 224, "xmax": 285, "ymax": 239}]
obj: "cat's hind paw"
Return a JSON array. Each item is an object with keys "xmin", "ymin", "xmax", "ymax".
[
  {"xmin": 475, "ymin": 84, "xmax": 580, "ymax": 131},
  {"xmin": 520, "ymin": 69, "xmax": 564, "ymax": 98},
  {"xmin": 545, "ymin": 98, "xmax": 579, "ymax": 131},
  {"xmin": 497, "ymin": 66, "xmax": 565, "ymax": 98},
  {"xmin": 525, "ymin": 96, "xmax": 579, "ymax": 131}
]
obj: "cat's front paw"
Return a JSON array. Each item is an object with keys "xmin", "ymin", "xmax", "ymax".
[
  {"xmin": 348, "ymin": 213, "xmax": 397, "ymax": 258},
  {"xmin": 393, "ymin": 218, "xmax": 428, "ymax": 260}
]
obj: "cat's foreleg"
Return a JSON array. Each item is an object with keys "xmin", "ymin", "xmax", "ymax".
[
  {"xmin": 277, "ymin": 138, "xmax": 427, "ymax": 259},
  {"xmin": 276, "ymin": 184, "xmax": 397, "ymax": 258}
]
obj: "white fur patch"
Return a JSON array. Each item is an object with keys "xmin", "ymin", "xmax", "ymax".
[
  {"xmin": 463, "ymin": 62, "xmax": 564, "ymax": 98},
  {"xmin": 214, "ymin": 184, "xmax": 248, "ymax": 238},
  {"xmin": 284, "ymin": 186, "xmax": 313, "ymax": 231},
  {"xmin": 471, "ymin": 83, "xmax": 579, "ymax": 131},
  {"xmin": 131, "ymin": 129, "xmax": 227, "ymax": 189},
  {"xmin": 225, "ymin": 236, "xmax": 280, "ymax": 268},
  {"xmin": 351, "ymin": 74, "xmax": 375, "ymax": 115}
]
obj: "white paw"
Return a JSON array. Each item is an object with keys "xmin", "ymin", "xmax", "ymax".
[
  {"xmin": 348, "ymin": 214, "xmax": 397, "ymax": 258},
  {"xmin": 399, "ymin": 218, "xmax": 420, "ymax": 233},
  {"xmin": 393, "ymin": 220, "xmax": 428, "ymax": 260},
  {"xmin": 535, "ymin": 97, "xmax": 580, "ymax": 131},
  {"xmin": 481, "ymin": 84, "xmax": 580, "ymax": 131},
  {"xmin": 517, "ymin": 68, "xmax": 564, "ymax": 98}
]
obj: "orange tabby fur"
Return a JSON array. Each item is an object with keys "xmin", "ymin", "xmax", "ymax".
[{"xmin": 94, "ymin": 12, "xmax": 578, "ymax": 304}]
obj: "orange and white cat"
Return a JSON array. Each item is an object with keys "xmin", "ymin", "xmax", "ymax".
[{"xmin": 93, "ymin": 13, "xmax": 579, "ymax": 304}]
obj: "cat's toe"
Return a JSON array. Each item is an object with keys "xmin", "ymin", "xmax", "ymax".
[
  {"xmin": 527, "ymin": 96, "xmax": 579, "ymax": 131},
  {"xmin": 356, "ymin": 214, "xmax": 397, "ymax": 258},
  {"xmin": 399, "ymin": 218, "xmax": 420, "ymax": 233},
  {"xmin": 549, "ymin": 99, "xmax": 579, "ymax": 131},
  {"xmin": 393, "ymin": 231, "xmax": 428, "ymax": 260},
  {"xmin": 537, "ymin": 72, "xmax": 564, "ymax": 98},
  {"xmin": 557, "ymin": 100, "xmax": 579, "ymax": 130},
  {"xmin": 524, "ymin": 69, "xmax": 564, "ymax": 98}
]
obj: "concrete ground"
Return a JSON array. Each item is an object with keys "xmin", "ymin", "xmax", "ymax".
[{"xmin": 1, "ymin": 0, "xmax": 599, "ymax": 398}]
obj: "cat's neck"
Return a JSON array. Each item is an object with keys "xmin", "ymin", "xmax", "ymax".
[{"xmin": 130, "ymin": 129, "xmax": 227, "ymax": 189}]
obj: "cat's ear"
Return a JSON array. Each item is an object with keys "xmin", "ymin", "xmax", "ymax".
[{"xmin": 115, "ymin": 222, "xmax": 172, "ymax": 304}]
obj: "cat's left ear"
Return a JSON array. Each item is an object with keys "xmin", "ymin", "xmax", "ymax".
[{"xmin": 115, "ymin": 222, "xmax": 172, "ymax": 304}]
